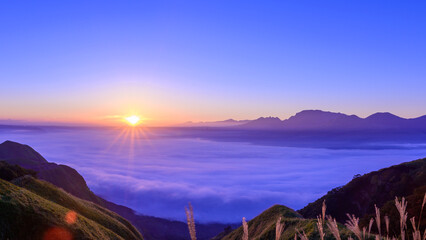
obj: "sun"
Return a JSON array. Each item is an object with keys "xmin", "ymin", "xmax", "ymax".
[{"xmin": 125, "ymin": 115, "xmax": 141, "ymax": 126}]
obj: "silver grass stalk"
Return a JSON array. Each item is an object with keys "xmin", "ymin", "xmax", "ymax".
[
  {"xmin": 316, "ymin": 200, "xmax": 327, "ymax": 240},
  {"xmin": 410, "ymin": 217, "xmax": 421, "ymax": 240},
  {"xmin": 327, "ymin": 215, "xmax": 342, "ymax": 240},
  {"xmin": 317, "ymin": 215, "xmax": 325, "ymax": 240},
  {"xmin": 296, "ymin": 229, "xmax": 309, "ymax": 240},
  {"xmin": 375, "ymin": 204, "xmax": 381, "ymax": 238},
  {"xmin": 185, "ymin": 202, "xmax": 197, "ymax": 240},
  {"xmin": 242, "ymin": 217, "xmax": 249, "ymax": 240},
  {"xmin": 395, "ymin": 196, "xmax": 408, "ymax": 240},
  {"xmin": 276, "ymin": 216, "xmax": 284, "ymax": 240},
  {"xmin": 317, "ymin": 200, "xmax": 326, "ymax": 240},
  {"xmin": 345, "ymin": 214, "xmax": 363, "ymax": 240},
  {"xmin": 368, "ymin": 218, "xmax": 374, "ymax": 237},
  {"xmin": 322, "ymin": 200, "xmax": 327, "ymax": 223},
  {"xmin": 362, "ymin": 227, "xmax": 367, "ymax": 240},
  {"xmin": 385, "ymin": 215, "xmax": 390, "ymax": 238}
]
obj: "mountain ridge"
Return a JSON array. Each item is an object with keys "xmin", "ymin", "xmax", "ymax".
[
  {"xmin": 298, "ymin": 158, "xmax": 426, "ymax": 226},
  {"xmin": 238, "ymin": 110, "xmax": 426, "ymax": 130},
  {"xmin": 0, "ymin": 161, "xmax": 144, "ymax": 240}
]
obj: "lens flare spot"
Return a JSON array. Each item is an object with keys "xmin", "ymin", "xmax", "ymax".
[
  {"xmin": 65, "ymin": 210, "xmax": 77, "ymax": 224},
  {"xmin": 43, "ymin": 227, "xmax": 73, "ymax": 240}
]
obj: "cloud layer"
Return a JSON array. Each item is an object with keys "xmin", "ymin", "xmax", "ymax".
[{"xmin": 2, "ymin": 126, "xmax": 425, "ymax": 222}]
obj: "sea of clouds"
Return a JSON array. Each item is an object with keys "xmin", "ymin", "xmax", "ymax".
[{"xmin": 1, "ymin": 126, "xmax": 426, "ymax": 223}]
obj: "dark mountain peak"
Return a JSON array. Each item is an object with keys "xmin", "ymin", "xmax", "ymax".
[
  {"xmin": 256, "ymin": 116, "xmax": 281, "ymax": 121},
  {"xmin": 239, "ymin": 116, "xmax": 283, "ymax": 129},
  {"xmin": 239, "ymin": 109, "xmax": 426, "ymax": 130},
  {"xmin": 290, "ymin": 110, "xmax": 358, "ymax": 119},
  {"xmin": 283, "ymin": 110, "xmax": 362, "ymax": 129},
  {"xmin": 365, "ymin": 112, "xmax": 404, "ymax": 120},
  {"xmin": 223, "ymin": 119, "xmax": 237, "ymax": 122},
  {"xmin": 0, "ymin": 140, "xmax": 47, "ymax": 165}
]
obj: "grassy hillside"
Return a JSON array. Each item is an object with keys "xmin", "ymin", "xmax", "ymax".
[
  {"xmin": 0, "ymin": 162, "xmax": 143, "ymax": 240},
  {"xmin": 0, "ymin": 140, "xmax": 102, "ymax": 203},
  {"xmin": 220, "ymin": 205, "xmax": 352, "ymax": 240},
  {"xmin": 219, "ymin": 158, "xmax": 425, "ymax": 240},
  {"xmin": 360, "ymin": 185, "xmax": 426, "ymax": 236},
  {"xmin": 298, "ymin": 158, "xmax": 426, "ymax": 225}
]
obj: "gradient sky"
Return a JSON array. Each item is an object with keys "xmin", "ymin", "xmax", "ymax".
[{"xmin": 1, "ymin": 1, "xmax": 426, "ymax": 125}]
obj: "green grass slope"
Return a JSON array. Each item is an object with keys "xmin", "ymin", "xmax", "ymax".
[
  {"xmin": 220, "ymin": 205, "xmax": 352, "ymax": 240},
  {"xmin": 0, "ymin": 176, "xmax": 143, "ymax": 240}
]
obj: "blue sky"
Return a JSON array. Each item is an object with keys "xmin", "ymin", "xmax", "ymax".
[{"xmin": 1, "ymin": 1, "xmax": 426, "ymax": 124}]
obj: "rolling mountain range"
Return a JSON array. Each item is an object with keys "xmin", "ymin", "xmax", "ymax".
[
  {"xmin": 181, "ymin": 119, "xmax": 251, "ymax": 127},
  {"xmin": 239, "ymin": 110, "xmax": 426, "ymax": 130},
  {"xmin": 182, "ymin": 110, "xmax": 426, "ymax": 131}
]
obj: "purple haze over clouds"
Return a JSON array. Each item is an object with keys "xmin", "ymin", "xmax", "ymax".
[{"xmin": 1, "ymin": 126, "xmax": 425, "ymax": 223}]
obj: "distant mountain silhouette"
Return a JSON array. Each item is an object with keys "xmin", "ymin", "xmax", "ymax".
[
  {"xmin": 181, "ymin": 119, "xmax": 250, "ymax": 127},
  {"xmin": 0, "ymin": 141, "xmax": 231, "ymax": 240},
  {"xmin": 238, "ymin": 110, "xmax": 426, "ymax": 130},
  {"xmin": 238, "ymin": 117, "xmax": 283, "ymax": 129}
]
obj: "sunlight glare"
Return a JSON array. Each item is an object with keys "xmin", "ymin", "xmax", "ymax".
[{"xmin": 125, "ymin": 115, "xmax": 141, "ymax": 126}]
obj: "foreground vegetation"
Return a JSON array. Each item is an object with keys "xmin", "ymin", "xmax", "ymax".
[
  {"xmin": 185, "ymin": 194, "xmax": 425, "ymax": 240},
  {"xmin": 0, "ymin": 161, "xmax": 143, "ymax": 240}
]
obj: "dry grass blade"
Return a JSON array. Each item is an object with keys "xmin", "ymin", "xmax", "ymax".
[
  {"xmin": 375, "ymin": 204, "xmax": 381, "ymax": 238},
  {"xmin": 242, "ymin": 217, "xmax": 249, "ymax": 240},
  {"xmin": 385, "ymin": 215, "xmax": 390, "ymax": 237},
  {"xmin": 185, "ymin": 202, "xmax": 197, "ymax": 240},
  {"xmin": 362, "ymin": 227, "xmax": 367, "ymax": 240},
  {"xmin": 322, "ymin": 200, "xmax": 327, "ymax": 223},
  {"xmin": 296, "ymin": 229, "xmax": 309, "ymax": 240},
  {"xmin": 395, "ymin": 196, "xmax": 408, "ymax": 240},
  {"xmin": 326, "ymin": 215, "xmax": 342, "ymax": 240},
  {"xmin": 368, "ymin": 218, "xmax": 374, "ymax": 237},
  {"xmin": 345, "ymin": 213, "xmax": 363, "ymax": 240},
  {"xmin": 276, "ymin": 216, "xmax": 284, "ymax": 240},
  {"xmin": 317, "ymin": 215, "xmax": 325, "ymax": 240},
  {"xmin": 410, "ymin": 217, "xmax": 421, "ymax": 240},
  {"xmin": 317, "ymin": 200, "xmax": 326, "ymax": 240}
]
